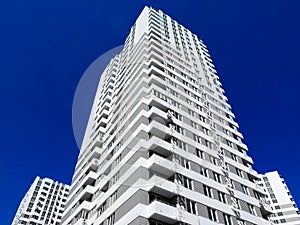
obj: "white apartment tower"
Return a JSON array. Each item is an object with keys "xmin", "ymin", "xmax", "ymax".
[
  {"xmin": 62, "ymin": 6, "xmax": 274, "ymax": 225},
  {"xmin": 260, "ymin": 171, "xmax": 300, "ymax": 224},
  {"xmin": 11, "ymin": 176, "xmax": 70, "ymax": 225}
]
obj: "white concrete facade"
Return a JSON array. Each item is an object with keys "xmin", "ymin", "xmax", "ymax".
[
  {"xmin": 62, "ymin": 6, "xmax": 274, "ymax": 225},
  {"xmin": 260, "ymin": 171, "xmax": 300, "ymax": 224},
  {"xmin": 11, "ymin": 176, "xmax": 69, "ymax": 225}
]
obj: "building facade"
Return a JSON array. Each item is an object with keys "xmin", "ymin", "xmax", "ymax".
[
  {"xmin": 11, "ymin": 176, "xmax": 69, "ymax": 225},
  {"xmin": 62, "ymin": 6, "xmax": 274, "ymax": 225},
  {"xmin": 260, "ymin": 171, "xmax": 300, "ymax": 224}
]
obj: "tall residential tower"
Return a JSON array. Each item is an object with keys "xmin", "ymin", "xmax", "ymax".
[
  {"xmin": 11, "ymin": 176, "xmax": 69, "ymax": 225},
  {"xmin": 62, "ymin": 6, "xmax": 273, "ymax": 225}
]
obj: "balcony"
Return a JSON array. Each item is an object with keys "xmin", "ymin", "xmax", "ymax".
[
  {"xmin": 83, "ymin": 158, "xmax": 99, "ymax": 174},
  {"xmin": 62, "ymin": 201, "xmax": 90, "ymax": 225},
  {"xmin": 149, "ymin": 120, "xmax": 171, "ymax": 141},
  {"xmin": 148, "ymin": 135, "xmax": 172, "ymax": 157},
  {"xmin": 72, "ymin": 158, "xmax": 99, "ymax": 190},
  {"xmin": 149, "ymin": 97, "xmax": 169, "ymax": 112},
  {"xmin": 79, "ymin": 185, "xmax": 94, "ymax": 202},
  {"xmin": 98, "ymin": 108, "xmax": 109, "ymax": 120},
  {"xmin": 66, "ymin": 171, "xmax": 97, "ymax": 208},
  {"xmin": 150, "ymin": 192, "xmax": 176, "ymax": 207},
  {"xmin": 148, "ymin": 200, "xmax": 178, "ymax": 224},
  {"xmin": 97, "ymin": 117, "xmax": 108, "ymax": 127},
  {"xmin": 149, "ymin": 72, "xmax": 166, "ymax": 90},
  {"xmin": 149, "ymin": 175, "xmax": 176, "ymax": 199},
  {"xmin": 250, "ymin": 180, "xmax": 265, "ymax": 194},
  {"xmin": 260, "ymin": 198, "xmax": 273, "ymax": 216},
  {"xmin": 148, "ymin": 154, "xmax": 175, "ymax": 180},
  {"xmin": 88, "ymin": 146, "xmax": 102, "ymax": 162},
  {"xmin": 148, "ymin": 107, "xmax": 168, "ymax": 123}
]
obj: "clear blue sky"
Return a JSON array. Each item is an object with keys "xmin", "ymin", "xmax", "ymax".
[{"xmin": 1, "ymin": 1, "xmax": 299, "ymax": 224}]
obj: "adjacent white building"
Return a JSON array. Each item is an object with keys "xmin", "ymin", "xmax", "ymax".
[
  {"xmin": 62, "ymin": 6, "xmax": 274, "ymax": 225},
  {"xmin": 260, "ymin": 171, "xmax": 300, "ymax": 224},
  {"xmin": 11, "ymin": 176, "xmax": 69, "ymax": 225}
]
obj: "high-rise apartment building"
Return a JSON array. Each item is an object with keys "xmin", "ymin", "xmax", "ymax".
[
  {"xmin": 62, "ymin": 6, "xmax": 274, "ymax": 225},
  {"xmin": 260, "ymin": 171, "xmax": 300, "ymax": 224},
  {"xmin": 11, "ymin": 176, "xmax": 69, "ymax": 225}
]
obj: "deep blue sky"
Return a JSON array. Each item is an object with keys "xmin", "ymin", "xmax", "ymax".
[{"xmin": 1, "ymin": 1, "xmax": 299, "ymax": 224}]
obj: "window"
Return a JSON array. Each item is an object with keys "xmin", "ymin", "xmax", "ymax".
[
  {"xmin": 223, "ymin": 128, "xmax": 230, "ymax": 135},
  {"xmin": 108, "ymin": 192, "xmax": 117, "ymax": 206},
  {"xmin": 253, "ymin": 190, "xmax": 260, "ymax": 200},
  {"xmin": 107, "ymin": 213, "xmax": 115, "ymax": 225},
  {"xmin": 171, "ymin": 124, "xmax": 184, "ymax": 134},
  {"xmin": 207, "ymin": 207, "xmax": 218, "ymax": 222},
  {"xmin": 199, "ymin": 115, "xmax": 205, "ymax": 122},
  {"xmin": 186, "ymin": 98, "xmax": 192, "ymax": 105},
  {"xmin": 231, "ymin": 153, "xmax": 238, "ymax": 162},
  {"xmin": 210, "ymin": 156, "xmax": 217, "ymax": 165},
  {"xmin": 186, "ymin": 199, "xmax": 197, "ymax": 215},
  {"xmin": 203, "ymin": 185, "xmax": 213, "ymax": 198},
  {"xmin": 188, "ymin": 109, "xmax": 195, "ymax": 117},
  {"xmin": 241, "ymin": 184, "xmax": 249, "ymax": 195},
  {"xmin": 202, "ymin": 127, "xmax": 209, "ymax": 135},
  {"xmin": 190, "ymin": 120, "xmax": 198, "ymax": 129},
  {"xmin": 111, "ymin": 172, "xmax": 120, "ymax": 186},
  {"xmin": 226, "ymin": 140, "xmax": 233, "ymax": 148},
  {"xmin": 171, "ymin": 137, "xmax": 187, "ymax": 150},
  {"xmin": 194, "ymin": 134, "xmax": 201, "ymax": 143},
  {"xmin": 199, "ymin": 166, "xmax": 208, "ymax": 177},
  {"xmin": 236, "ymin": 168, "xmax": 243, "ymax": 178},
  {"xmin": 183, "ymin": 176, "xmax": 193, "ymax": 190},
  {"xmin": 196, "ymin": 104, "xmax": 203, "ymax": 111},
  {"xmin": 248, "ymin": 204, "xmax": 256, "ymax": 215},
  {"xmin": 218, "ymin": 191, "xmax": 226, "ymax": 203},
  {"xmin": 270, "ymin": 193, "xmax": 276, "ymax": 198},
  {"xmin": 213, "ymin": 172, "xmax": 222, "ymax": 183},
  {"xmin": 196, "ymin": 149, "xmax": 204, "ymax": 159},
  {"xmin": 181, "ymin": 158, "xmax": 190, "ymax": 169},
  {"xmin": 203, "ymin": 139, "xmax": 212, "ymax": 148},
  {"xmin": 43, "ymin": 186, "xmax": 49, "ymax": 191},
  {"xmin": 223, "ymin": 213, "xmax": 232, "ymax": 225}
]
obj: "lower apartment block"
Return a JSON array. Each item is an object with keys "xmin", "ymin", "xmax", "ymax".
[
  {"xmin": 260, "ymin": 171, "xmax": 300, "ymax": 225},
  {"xmin": 11, "ymin": 176, "xmax": 70, "ymax": 225}
]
